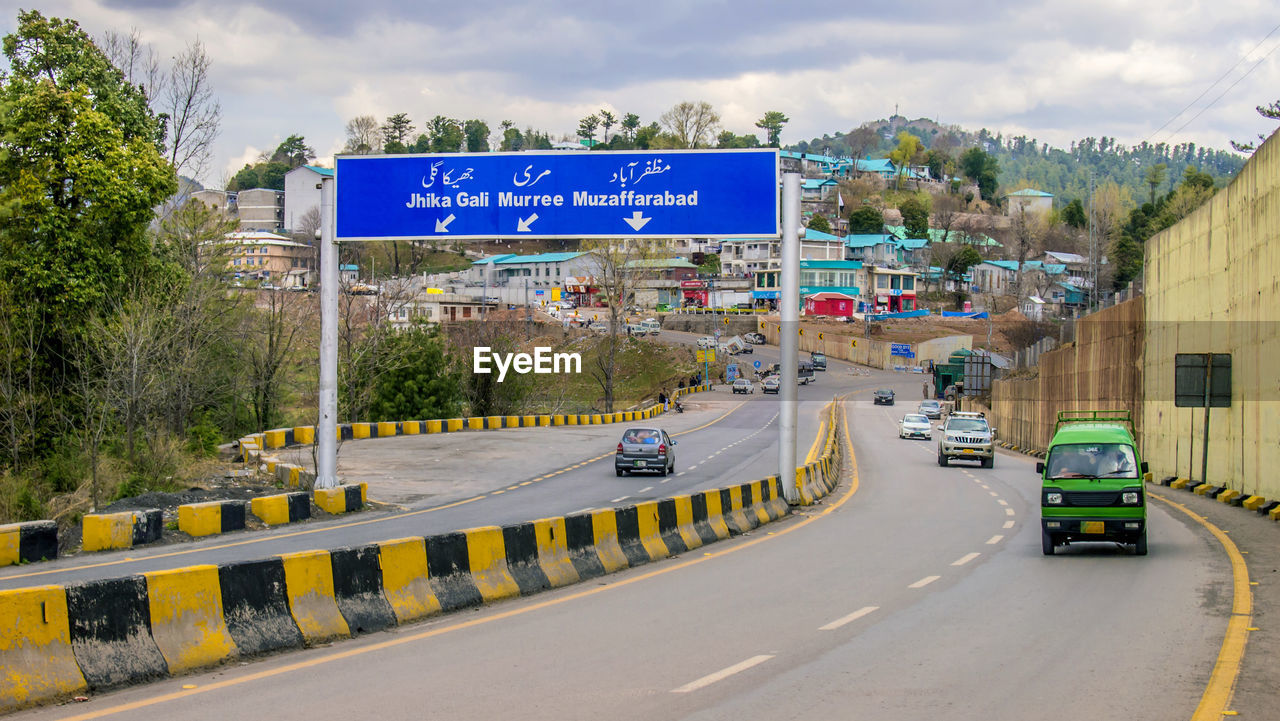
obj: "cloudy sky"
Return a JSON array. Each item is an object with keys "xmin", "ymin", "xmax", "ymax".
[{"xmin": 7, "ymin": 1, "xmax": 1279, "ymax": 185}]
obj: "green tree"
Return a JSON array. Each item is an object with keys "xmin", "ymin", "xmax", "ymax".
[
  {"xmin": 899, "ymin": 196, "xmax": 930, "ymax": 238},
  {"xmin": 578, "ymin": 113, "xmax": 599, "ymax": 144},
  {"xmin": 1061, "ymin": 198, "xmax": 1087, "ymax": 229},
  {"xmin": 426, "ymin": 115, "xmax": 463, "ymax": 153},
  {"xmin": 754, "ymin": 110, "xmax": 788, "ymax": 147},
  {"xmin": 888, "ymin": 132, "xmax": 923, "ymax": 189},
  {"xmin": 1145, "ymin": 163, "xmax": 1166, "ymax": 206},
  {"xmin": 697, "ymin": 253, "xmax": 720, "ymax": 275},
  {"xmin": 382, "ymin": 112, "xmax": 414, "ymax": 150},
  {"xmin": 599, "ymin": 110, "xmax": 616, "ymax": 143},
  {"xmin": 620, "ymin": 112, "xmax": 641, "ymax": 141},
  {"xmin": 463, "ymin": 119, "xmax": 489, "ymax": 152},
  {"xmin": 847, "ymin": 206, "xmax": 885, "ymax": 234},
  {"xmin": 0, "ymin": 10, "xmax": 177, "ymax": 324},
  {"xmin": 367, "ymin": 324, "xmax": 462, "ymax": 421},
  {"xmin": 806, "ymin": 213, "xmax": 832, "ymax": 233},
  {"xmin": 270, "ymin": 134, "xmax": 314, "ymax": 168},
  {"xmin": 715, "ymin": 131, "xmax": 761, "ymax": 148},
  {"xmin": 959, "ymin": 146, "xmax": 1000, "ymax": 200}
]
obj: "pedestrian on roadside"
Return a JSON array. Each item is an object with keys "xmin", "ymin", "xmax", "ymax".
[
  {"xmin": 659, "ymin": 390, "xmax": 669, "ymax": 411},
  {"xmin": 923, "ymin": 381, "xmax": 930, "ymax": 399}
]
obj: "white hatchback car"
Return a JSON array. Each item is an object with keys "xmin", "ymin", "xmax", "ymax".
[{"xmin": 899, "ymin": 413, "xmax": 933, "ymax": 440}]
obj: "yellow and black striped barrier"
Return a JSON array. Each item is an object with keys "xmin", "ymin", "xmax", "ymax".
[
  {"xmin": 177, "ymin": 500, "xmax": 247, "ymax": 538},
  {"xmin": 80, "ymin": 510, "xmax": 162, "ymax": 553},
  {"xmin": 0, "ymin": 521, "xmax": 57, "ymax": 567}
]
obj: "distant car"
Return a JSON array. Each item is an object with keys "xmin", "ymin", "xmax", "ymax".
[
  {"xmin": 744, "ymin": 332, "xmax": 766, "ymax": 344},
  {"xmin": 810, "ymin": 352, "xmax": 827, "ymax": 370},
  {"xmin": 615, "ymin": 427, "xmax": 676, "ymax": 476},
  {"xmin": 899, "ymin": 413, "xmax": 932, "ymax": 440},
  {"xmin": 873, "ymin": 388, "xmax": 896, "ymax": 405},
  {"xmin": 734, "ymin": 343, "xmax": 753, "ymax": 354},
  {"xmin": 732, "ymin": 378, "xmax": 755, "ymax": 394},
  {"xmin": 639, "ymin": 319, "xmax": 661, "ymax": 335},
  {"xmin": 696, "ymin": 336, "xmax": 716, "ymax": 348},
  {"xmin": 798, "ymin": 361, "xmax": 816, "ymax": 385},
  {"xmin": 918, "ymin": 400, "xmax": 942, "ymax": 419},
  {"xmin": 761, "ymin": 376, "xmax": 781, "ymax": 394}
]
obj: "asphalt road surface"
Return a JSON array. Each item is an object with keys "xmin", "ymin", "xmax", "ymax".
[
  {"xmin": 13, "ymin": 373, "xmax": 1236, "ymax": 721},
  {"xmin": 0, "ymin": 338, "xmax": 873, "ymax": 590}
]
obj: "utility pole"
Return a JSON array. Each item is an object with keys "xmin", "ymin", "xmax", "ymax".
[
  {"xmin": 779, "ymin": 173, "xmax": 800, "ymax": 503},
  {"xmin": 316, "ymin": 177, "xmax": 338, "ymax": 489},
  {"xmin": 524, "ymin": 277, "xmax": 531, "ymax": 337}
]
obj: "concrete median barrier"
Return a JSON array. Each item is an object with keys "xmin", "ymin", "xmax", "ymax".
[
  {"xmin": 250, "ymin": 492, "xmax": 310, "ymax": 526},
  {"xmin": 178, "ymin": 500, "xmax": 247, "ymax": 537},
  {"xmin": 0, "ymin": 521, "xmax": 58, "ymax": 566},
  {"xmin": 2, "ymin": 395, "xmax": 847, "ymax": 713},
  {"xmin": 81, "ymin": 509, "xmax": 161, "ymax": 552}
]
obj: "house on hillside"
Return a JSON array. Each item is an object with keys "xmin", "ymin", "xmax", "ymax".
[
  {"xmin": 213, "ymin": 231, "xmax": 315, "ymax": 287},
  {"xmin": 845, "ymin": 234, "xmax": 909, "ymax": 267},
  {"xmin": 283, "ymin": 165, "xmax": 332, "ymax": 233},
  {"xmin": 867, "ymin": 267, "xmax": 918, "ymax": 312},
  {"xmin": 1005, "ymin": 188, "xmax": 1054, "ymax": 216},
  {"xmin": 469, "ymin": 252, "xmax": 598, "ymax": 289}
]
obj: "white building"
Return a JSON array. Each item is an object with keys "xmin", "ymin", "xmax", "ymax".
[
  {"xmin": 283, "ymin": 165, "xmax": 332, "ymax": 233},
  {"xmin": 1005, "ymin": 188, "xmax": 1053, "ymax": 216}
]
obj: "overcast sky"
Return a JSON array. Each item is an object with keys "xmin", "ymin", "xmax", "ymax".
[{"xmin": 7, "ymin": 1, "xmax": 1279, "ymax": 185}]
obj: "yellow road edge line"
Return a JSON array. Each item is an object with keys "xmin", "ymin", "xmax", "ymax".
[
  {"xmin": 1150, "ymin": 492, "xmax": 1252, "ymax": 721},
  {"xmin": 54, "ymin": 400, "xmax": 862, "ymax": 721}
]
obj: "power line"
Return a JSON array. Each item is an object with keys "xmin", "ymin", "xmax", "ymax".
[
  {"xmin": 1143, "ymin": 21, "xmax": 1280, "ymax": 144},
  {"xmin": 1166, "ymin": 40, "xmax": 1280, "ymax": 141}
]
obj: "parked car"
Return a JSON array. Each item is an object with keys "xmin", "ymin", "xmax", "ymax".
[
  {"xmin": 744, "ymin": 332, "xmax": 766, "ymax": 344},
  {"xmin": 873, "ymin": 388, "xmax": 896, "ymax": 405},
  {"xmin": 918, "ymin": 400, "xmax": 942, "ymax": 419},
  {"xmin": 732, "ymin": 378, "xmax": 755, "ymax": 394},
  {"xmin": 898, "ymin": 413, "xmax": 932, "ymax": 440},
  {"xmin": 810, "ymin": 352, "xmax": 827, "ymax": 370},
  {"xmin": 696, "ymin": 336, "xmax": 716, "ymax": 349},
  {"xmin": 761, "ymin": 376, "xmax": 781, "ymax": 394},
  {"xmin": 615, "ymin": 427, "xmax": 676, "ymax": 476}
]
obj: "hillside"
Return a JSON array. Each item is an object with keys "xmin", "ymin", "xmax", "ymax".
[{"xmin": 791, "ymin": 115, "xmax": 1245, "ymax": 205}]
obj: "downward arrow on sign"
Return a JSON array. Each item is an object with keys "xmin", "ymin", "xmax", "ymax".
[
  {"xmin": 435, "ymin": 214, "xmax": 456, "ymax": 232},
  {"xmin": 517, "ymin": 213, "xmax": 539, "ymax": 232},
  {"xmin": 623, "ymin": 211, "xmax": 651, "ymax": 231}
]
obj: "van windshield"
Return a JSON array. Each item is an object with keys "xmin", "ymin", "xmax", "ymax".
[{"xmin": 1046, "ymin": 443, "xmax": 1138, "ymax": 479}]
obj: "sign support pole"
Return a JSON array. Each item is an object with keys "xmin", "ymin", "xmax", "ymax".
[
  {"xmin": 779, "ymin": 173, "xmax": 800, "ymax": 503},
  {"xmin": 316, "ymin": 177, "xmax": 339, "ymax": 489},
  {"xmin": 1200, "ymin": 353, "xmax": 1212, "ymax": 485}
]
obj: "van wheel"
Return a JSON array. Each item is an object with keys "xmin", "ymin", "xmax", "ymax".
[
  {"xmin": 1042, "ymin": 530, "xmax": 1055, "ymax": 556},
  {"xmin": 937, "ymin": 453, "xmax": 948, "ymax": 467},
  {"xmin": 1135, "ymin": 532, "xmax": 1148, "ymax": 556}
]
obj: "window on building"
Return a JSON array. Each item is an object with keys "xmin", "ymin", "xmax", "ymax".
[
  {"xmin": 876, "ymin": 275, "xmax": 889, "ymax": 289},
  {"xmin": 462, "ymin": 306, "xmax": 471, "ymax": 318},
  {"xmin": 903, "ymin": 277, "xmax": 915, "ymax": 290}
]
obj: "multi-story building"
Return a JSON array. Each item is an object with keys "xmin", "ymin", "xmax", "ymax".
[
  {"xmin": 469, "ymin": 252, "xmax": 599, "ymax": 289},
  {"xmin": 234, "ymin": 188, "xmax": 285, "ymax": 231},
  {"xmin": 283, "ymin": 165, "xmax": 332, "ymax": 232},
  {"xmin": 217, "ymin": 231, "xmax": 316, "ymax": 286},
  {"xmin": 719, "ymin": 229, "xmax": 845, "ymax": 277},
  {"xmin": 867, "ymin": 266, "xmax": 919, "ymax": 312},
  {"xmin": 800, "ymin": 260, "xmax": 865, "ymax": 299}
]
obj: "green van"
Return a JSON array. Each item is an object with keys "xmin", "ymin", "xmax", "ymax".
[{"xmin": 1038, "ymin": 410, "xmax": 1149, "ymax": 556}]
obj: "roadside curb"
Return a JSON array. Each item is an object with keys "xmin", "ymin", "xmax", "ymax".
[{"xmin": 1146, "ymin": 475, "xmax": 1277, "ymax": 525}]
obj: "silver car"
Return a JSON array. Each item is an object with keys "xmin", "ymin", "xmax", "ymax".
[
  {"xmin": 615, "ymin": 427, "xmax": 676, "ymax": 476},
  {"xmin": 899, "ymin": 413, "xmax": 932, "ymax": 440}
]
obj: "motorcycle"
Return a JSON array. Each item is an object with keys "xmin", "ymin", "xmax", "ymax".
[{"xmin": 674, "ymin": 399, "xmax": 684, "ymax": 413}]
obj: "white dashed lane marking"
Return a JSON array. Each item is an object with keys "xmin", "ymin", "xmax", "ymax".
[
  {"xmin": 1005, "ymin": 508, "xmax": 1016, "ymax": 516},
  {"xmin": 986, "ymin": 535, "xmax": 1005, "ymax": 544},
  {"xmin": 952, "ymin": 552, "xmax": 981, "ymax": 566},
  {"xmin": 1003, "ymin": 520, "xmax": 1015, "ymax": 529},
  {"xmin": 819, "ymin": 606, "xmax": 879, "ymax": 631},
  {"xmin": 997, "ymin": 499, "xmax": 1009, "ymax": 506},
  {"xmin": 671, "ymin": 655, "xmax": 775, "ymax": 694},
  {"xmin": 638, "ymin": 486, "xmax": 653, "ymax": 493},
  {"xmin": 909, "ymin": 575, "xmax": 941, "ymax": 589},
  {"xmin": 611, "ymin": 496, "xmax": 629, "ymax": 503}
]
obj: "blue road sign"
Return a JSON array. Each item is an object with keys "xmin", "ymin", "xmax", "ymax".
[
  {"xmin": 753, "ymin": 360, "xmax": 762, "ymax": 369},
  {"xmin": 335, "ymin": 150, "xmax": 779, "ymax": 240},
  {"xmin": 891, "ymin": 343, "xmax": 912, "ymax": 356}
]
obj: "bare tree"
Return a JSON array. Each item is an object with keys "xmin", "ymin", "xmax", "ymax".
[
  {"xmin": 578, "ymin": 240, "xmax": 659, "ymax": 411},
  {"xmin": 243, "ymin": 289, "xmax": 306, "ymax": 431},
  {"xmin": 343, "ymin": 115, "xmax": 383, "ymax": 154},
  {"xmin": 0, "ymin": 289, "xmax": 47, "ymax": 469},
  {"xmin": 1007, "ymin": 208, "xmax": 1042, "ymax": 306},
  {"xmin": 845, "ymin": 124, "xmax": 880, "ymax": 164},
  {"xmin": 161, "ymin": 39, "xmax": 221, "ymax": 180},
  {"xmin": 931, "ymin": 192, "xmax": 966, "ymax": 244},
  {"xmin": 100, "ymin": 28, "xmax": 164, "ymax": 102},
  {"xmin": 660, "ymin": 101, "xmax": 720, "ymax": 148}
]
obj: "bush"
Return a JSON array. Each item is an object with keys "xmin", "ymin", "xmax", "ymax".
[
  {"xmin": 41, "ymin": 441, "xmax": 87, "ymax": 494},
  {"xmin": 186, "ymin": 412, "xmax": 223, "ymax": 457}
]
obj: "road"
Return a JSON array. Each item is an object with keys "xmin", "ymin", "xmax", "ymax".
[
  {"xmin": 0, "ymin": 335, "xmax": 870, "ymax": 590},
  {"xmin": 12, "ymin": 373, "xmax": 1235, "ymax": 721}
]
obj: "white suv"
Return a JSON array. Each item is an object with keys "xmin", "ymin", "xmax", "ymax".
[{"xmin": 937, "ymin": 411, "xmax": 995, "ymax": 468}]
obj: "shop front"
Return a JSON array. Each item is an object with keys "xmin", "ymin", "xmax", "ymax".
[
  {"xmin": 563, "ymin": 276, "xmax": 598, "ymax": 306},
  {"xmin": 680, "ymin": 279, "xmax": 708, "ymax": 307}
]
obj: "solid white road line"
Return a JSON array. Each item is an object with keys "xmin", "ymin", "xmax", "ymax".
[
  {"xmin": 909, "ymin": 575, "xmax": 941, "ymax": 589},
  {"xmin": 986, "ymin": 535, "xmax": 1005, "ymax": 544},
  {"xmin": 819, "ymin": 606, "xmax": 879, "ymax": 631},
  {"xmin": 671, "ymin": 655, "xmax": 775, "ymax": 694},
  {"xmin": 1003, "ymin": 520, "xmax": 1015, "ymax": 529},
  {"xmin": 952, "ymin": 552, "xmax": 981, "ymax": 566}
]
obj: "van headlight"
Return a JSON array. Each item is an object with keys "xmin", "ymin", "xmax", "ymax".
[
  {"xmin": 1122, "ymin": 491, "xmax": 1140, "ymax": 504},
  {"xmin": 1046, "ymin": 492, "xmax": 1063, "ymax": 505}
]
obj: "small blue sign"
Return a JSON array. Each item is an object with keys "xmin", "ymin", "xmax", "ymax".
[
  {"xmin": 753, "ymin": 360, "xmax": 762, "ymax": 369},
  {"xmin": 726, "ymin": 364, "xmax": 739, "ymax": 382},
  {"xmin": 336, "ymin": 150, "xmax": 779, "ymax": 240},
  {"xmin": 891, "ymin": 343, "xmax": 912, "ymax": 356}
]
